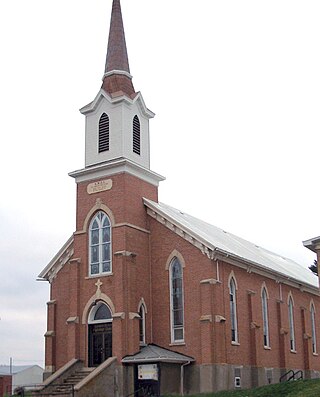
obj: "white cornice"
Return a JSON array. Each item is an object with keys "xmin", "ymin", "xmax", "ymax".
[
  {"xmin": 80, "ymin": 89, "xmax": 155, "ymax": 118},
  {"xmin": 38, "ymin": 236, "xmax": 74, "ymax": 282},
  {"xmin": 69, "ymin": 158, "xmax": 165, "ymax": 186},
  {"xmin": 102, "ymin": 70, "xmax": 133, "ymax": 80}
]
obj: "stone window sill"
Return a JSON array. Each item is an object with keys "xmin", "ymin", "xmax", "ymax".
[
  {"xmin": 264, "ymin": 346, "xmax": 271, "ymax": 350},
  {"xmin": 85, "ymin": 273, "xmax": 113, "ymax": 279},
  {"xmin": 231, "ymin": 341, "xmax": 240, "ymax": 346},
  {"xmin": 290, "ymin": 350, "xmax": 297, "ymax": 354},
  {"xmin": 170, "ymin": 342, "xmax": 186, "ymax": 346}
]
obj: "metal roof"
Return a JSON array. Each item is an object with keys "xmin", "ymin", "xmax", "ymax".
[
  {"xmin": 122, "ymin": 344, "xmax": 194, "ymax": 364},
  {"xmin": 144, "ymin": 199, "xmax": 318, "ymax": 289}
]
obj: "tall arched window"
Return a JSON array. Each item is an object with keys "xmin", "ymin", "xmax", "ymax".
[
  {"xmin": 311, "ymin": 303, "xmax": 317, "ymax": 354},
  {"xmin": 98, "ymin": 113, "xmax": 110, "ymax": 153},
  {"xmin": 229, "ymin": 277, "xmax": 238, "ymax": 343},
  {"xmin": 261, "ymin": 287, "xmax": 270, "ymax": 347},
  {"xmin": 288, "ymin": 296, "xmax": 295, "ymax": 351},
  {"xmin": 139, "ymin": 304, "xmax": 146, "ymax": 346},
  {"xmin": 132, "ymin": 115, "xmax": 140, "ymax": 155},
  {"xmin": 89, "ymin": 211, "xmax": 111, "ymax": 276},
  {"xmin": 169, "ymin": 258, "xmax": 184, "ymax": 343}
]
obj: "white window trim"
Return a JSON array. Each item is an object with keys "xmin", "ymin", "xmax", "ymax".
[
  {"xmin": 169, "ymin": 258, "xmax": 185, "ymax": 344},
  {"xmin": 262, "ymin": 287, "xmax": 270, "ymax": 348},
  {"xmin": 89, "ymin": 211, "xmax": 112, "ymax": 277},
  {"xmin": 139, "ymin": 304, "xmax": 146, "ymax": 346},
  {"xmin": 311, "ymin": 303, "xmax": 317, "ymax": 354},
  {"xmin": 288, "ymin": 296, "xmax": 295, "ymax": 352},
  {"xmin": 229, "ymin": 277, "xmax": 238, "ymax": 344}
]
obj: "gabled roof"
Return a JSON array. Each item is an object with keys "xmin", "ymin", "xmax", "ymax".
[
  {"xmin": 144, "ymin": 199, "xmax": 319, "ymax": 291},
  {"xmin": 122, "ymin": 344, "xmax": 194, "ymax": 364},
  {"xmin": 38, "ymin": 236, "xmax": 74, "ymax": 282}
]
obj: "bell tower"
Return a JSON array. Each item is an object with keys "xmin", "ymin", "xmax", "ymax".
[{"xmin": 70, "ymin": 0, "xmax": 164, "ymax": 187}]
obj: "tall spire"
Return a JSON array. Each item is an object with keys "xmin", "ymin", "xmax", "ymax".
[{"xmin": 102, "ymin": 0, "xmax": 136, "ymax": 98}]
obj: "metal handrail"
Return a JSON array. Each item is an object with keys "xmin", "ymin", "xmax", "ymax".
[{"xmin": 279, "ymin": 369, "xmax": 303, "ymax": 383}]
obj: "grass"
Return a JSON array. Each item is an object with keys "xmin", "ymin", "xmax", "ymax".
[{"xmin": 169, "ymin": 379, "xmax": 320, "ymax": 397}]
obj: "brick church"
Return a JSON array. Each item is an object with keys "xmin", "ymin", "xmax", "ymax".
[{"xmin": 38, "ymin": 0, "xmax": 320, "ymax": 395}]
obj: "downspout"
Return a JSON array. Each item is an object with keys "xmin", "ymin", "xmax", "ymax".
[{"xmin": 180, "ymin": 361, "xmax": 191, "ymax": 396}]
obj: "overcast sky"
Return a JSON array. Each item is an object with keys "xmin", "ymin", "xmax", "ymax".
[{"xmin": 0, "ymin": 0, "xmax": 319, "ymax": 367}]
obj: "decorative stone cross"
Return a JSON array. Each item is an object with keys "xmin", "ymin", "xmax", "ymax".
[{"xmin": 95, "ymin": 279, "xmax": 102, "ymax": 298}]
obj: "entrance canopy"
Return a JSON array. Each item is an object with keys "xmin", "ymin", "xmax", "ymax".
[{"xmin": 122, "ymin": 344, "xmax": 194, "ymax": 364}]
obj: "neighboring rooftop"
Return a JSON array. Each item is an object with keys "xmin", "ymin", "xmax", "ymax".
[
  {"xmin": 144, "ymin": 199, "xmax": 318, "ymax": 290},
  {"xmin": 0, "ymin": 365, "xmax": 43, "ymax": 376}
]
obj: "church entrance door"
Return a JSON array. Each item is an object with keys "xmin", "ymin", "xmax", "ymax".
[
  {"xmin": 89, "ymin": 323, "xmax": 112, "ymax": 366},
  {"xmin": 88, "ymin": 301, "xmax": 113, "ymax": 367}
]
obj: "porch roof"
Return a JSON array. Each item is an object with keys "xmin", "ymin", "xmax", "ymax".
[{"xmin": 122, "ymin": 344, "xmax": 194, "ymax": 364}]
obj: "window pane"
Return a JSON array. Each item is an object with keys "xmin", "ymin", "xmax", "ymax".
[
  {"xmin": 92, "ymin": 219, "xmax": 99, "ymax": 230},
  {"xmin": 102, "ymin": 244, "xmax": 110, "ymax": 261},
  {"xmin": 174, "ymin": 328, "xmax": 183, "ymax": 341},
  {"xmin": 91, "ymin": 264, "xmax": 99, "ymax": 275},
  {"xmin": 95, "ymin": 304, "xmax": 112, "ymax": 320},
  {"xmin": 91, "ymin": 246, "xmax": 99, "ymax": 263},
  {"xmin": 173, "ymin": 309, "xmax": 183, "ymax": 326},
  {"xmin": 102, "ymin": 227, "xmax": 110, "ymax": 243},
  {"xmin": 103, "ymin": 217, "xmax": 110, "ymax": 228},
  {"xmin": 91, "ymin": 229, "xmax": 99, "ymax": 245},
  {"xmin": 102, "ymin": 261, "xmax": 110, "ymax": 273}
]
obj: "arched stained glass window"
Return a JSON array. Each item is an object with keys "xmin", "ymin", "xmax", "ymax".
[
  {"xmin": 288, "ymin": 296, "xmax": 295, "ymax": 351},
  {"xmin": 133, "ymin": 115, "xmax": 140, "ymax": 155},
  {"xmin": 262, "ymin": 287, "xmax": 270, "ymax": 347},
  {"xmin": 229, "ymin": 277, "xmax": 238, "ymax": 343},
  {"xmin": 89, "ymin": 211, "xmax": 111, "ymax": 276},
  {"xmin": 99, "ymin": 113, "xmax": 110, "ymax": 153},
  {"xmin": 170, "ymin": 258, "xmax": 184, "ymax": 342}
]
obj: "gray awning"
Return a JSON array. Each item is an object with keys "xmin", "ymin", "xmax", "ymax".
[{"xmin": 122, "ymin": 344, "xmax": 194, "ymax": 364}]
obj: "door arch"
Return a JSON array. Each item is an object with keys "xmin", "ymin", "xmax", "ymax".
[{"xmin": 88, "ymin": 301, "xmax": 113, "ymax": 367}]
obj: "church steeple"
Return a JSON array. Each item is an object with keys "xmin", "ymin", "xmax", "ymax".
[
  {"xmin": 102, "ymin": 0, "xmax": 135, "ymax": 98},
  {"xmin": 71, "ymin": 0, "xmax": 165, "ymax": 188}
]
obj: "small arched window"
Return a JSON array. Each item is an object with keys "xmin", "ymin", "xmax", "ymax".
[
  {"xmin": 89, "ymin": 211, "xmax": 111, "ymax": 276},
  {"xmin": 261, "ymin": 287, "xmax": 270, "ymax": 347},
  {"xmin": 288, "ymin": 296, "xmax": 295, "ymax": 351},
  {"xmin": 169, "ymin": 258, "xmax": 184, "ymax": 342},
  {"xmin": 132, "ymin": 115, "xmax": 140, "ymax": 155},
  {"xmin": 139, "ymin": 304, "xmax": 146, "ymax": 345},
  {"xmin": 89, "ymin": 302, "xmax": 113, "ymax": 324},
  {"xmin": 99, "ymin": 113, "xmax": 110, "ymax": 153},
  {"xmin": 229, "ymin": 277, "xmax": 238, "ymax": 343},
  {"xmin": 311, "ymin": 303, "xmax": 317, "ymax": 354}
]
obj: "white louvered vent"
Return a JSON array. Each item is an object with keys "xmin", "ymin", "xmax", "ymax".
[
  {"xmin": 133, "ymin": 115, "xmax": 141, "ymax": 155},
  {"xmin": 99, "ymin": 113, "xmax": 110, "ymax": 153}
]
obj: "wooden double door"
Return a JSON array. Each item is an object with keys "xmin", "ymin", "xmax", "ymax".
[{"xmin": 88, "ymin": 322, "xmax": 112, "ymax": 367}]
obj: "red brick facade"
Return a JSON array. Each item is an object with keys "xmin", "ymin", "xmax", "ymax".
[{"xmin": 43, "ymin": 169, "xmax": 320, "ymax": 392}]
